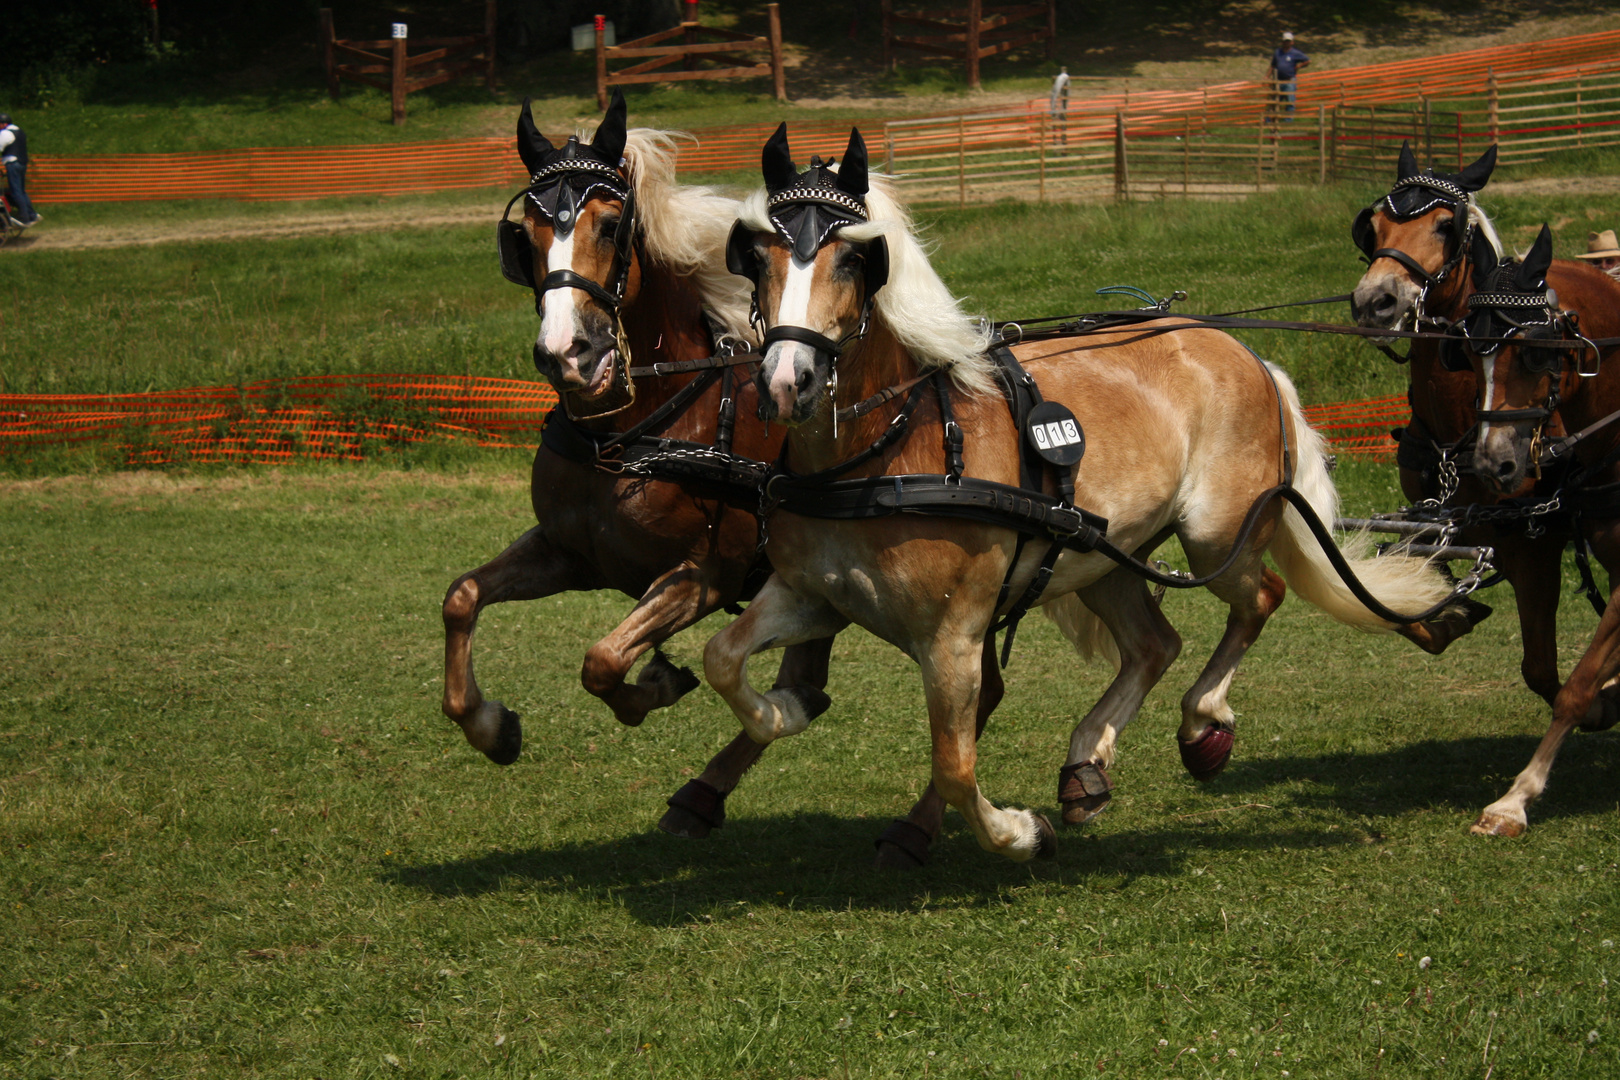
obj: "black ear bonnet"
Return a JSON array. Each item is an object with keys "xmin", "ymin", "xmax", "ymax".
[
  {"xmin": 498, "ymin": 93, "xmax": 636, "ymax": 292},
  {"xmin": 1451, "ymin": 226, "xmax": 1563, "ymax": 373},
  {"xmin": 1352, "ymin": 143, "xmax": 1497, "ymax": 263},
  {"xmin": 727, "ymin": 123, "xmax": 889, "ymax": 300}
]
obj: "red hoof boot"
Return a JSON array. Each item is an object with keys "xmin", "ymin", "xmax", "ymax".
[
  {"xmin": 1057, "ymin": 760, "xmax": 1113, "ymax": 825},
  {"xmin": 1179, "ymin": 723, "xmax": 1234, "ymax": 781}
]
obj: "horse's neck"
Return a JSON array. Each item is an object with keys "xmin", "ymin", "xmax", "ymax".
[
  {"xmin": 1549, "ymin": 262, "xmax": 1620, "ymax": 443},
  {"xmin": 579, "ymin": 258, "xmax": 718, "ymax": 437},
  {"xmin": 788, "ymin": 322, "xmax": 926, "ymax": 475},
  {"xmin": 1405, "ymin": 265, "xmax": 1478, "ymax": 444}
]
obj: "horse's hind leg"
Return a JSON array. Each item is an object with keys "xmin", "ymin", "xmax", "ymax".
[
  {"xmin": 873, "ymin": 633, "xmax": 1002, "ymax": 869},
  {"xmin": 1473, "ymin": 573, "xmax": 1620, "ymax": 836},
  {"xmin": 582, "ymin": 563, "xmax": 729, "ymax": 727},
  {"xmin": 659, "ymin": 636, "xmax": 836, "ymax": 839},
  {"xmin": 1057, "ymin": 571, "xmax": 1183, "ymax": 825},
  {"xmin": 1176, "ymin": 565, "xmax": 1288, "ymax": 781},
  {"xmin": 443, "ymin": 527, "xmax": 600, "ymax": 764}
]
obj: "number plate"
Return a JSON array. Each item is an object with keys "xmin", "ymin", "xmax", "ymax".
[{"xmin": 1025, "ymin": 401, "xmax": 1085, "ymax": 467}]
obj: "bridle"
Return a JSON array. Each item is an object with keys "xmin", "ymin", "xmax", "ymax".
[
  {"xmin": 497, "ymin": 141, "xmax": 641, "ymax": 418},
  {"xmin": 1352, "ymin": 174, "xmax": 1477, "ymax": 357}
]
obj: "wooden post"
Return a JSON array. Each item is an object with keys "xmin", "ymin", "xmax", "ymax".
[
  {"xmin": 1455, "ymin": 111, "xmax": 1463, "ymax": 169},
  {"xmin": 320, "ymin": 8, "xmax": 339, "ymax": 100},
  {"xmin": 966, "ymin": 0, "xmax": 982, "ymax": 91},
  {"xmin": 1487, "ymin": 69, "xmax": 1499, "ymax": 144},
  {"xmin": 391, "ymin": 23, "xmax": 407, "ymax": 126},
  {"xmin": 1329, "ymin": 107, "xmax": 1338, "ymax": 182},
  {"xmin": 1114, "ymin": 110, "xmax": 1127, "ymax": 202},
  {"xmin": 1577, "ymin": 70, "xmax": 1585, "ymax": 148},
  {"xmin": 884, "ymin": 123, "xmax": 894, "ymax": 174},
  {"xmin": 1183, "ymin": 114, "xmax": 1190, "ymax": 195},
  {"xmin": 1038, "ymin": 116, "xmax": 1047, "ymax": 202},
  {"xmin": 768, "ymin": 3, "xmax": 786, "ymax": 101},
  {"xmin": 595, "ymin": 15, "xmax": 609, "ymax": 110},
  {"xmin": 1422, "ymin": 96, "xmax": 1432, "ymax": 166},
  {"xmin": 1318, "ymin": 104, "xmax": 1326, "ymax": 185},
  {"xmin": 1255, "ymin": 113, "xmax": 1263, "ymax": 192},
  {"xmin": 484, "ymin": 0, "xmax": 498, "ymax": 90},
  {"xmin": 683, "ymin": 0, "xmax": 698, "ymax": 71},
  {"xmin": 946, "ymin": 119, "xmax": 959, "ymax": 210},
  {"xmin": 881, "ymin": 0, "xmax": 894, "ymax": 72},
  {"xmin": 1046, "ymin": 0, "xmax": 1056, "ymax": 61}
]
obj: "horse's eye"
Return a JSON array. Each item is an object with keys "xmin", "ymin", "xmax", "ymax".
[{"xmin": 597, "ymin": 214, "xmax": 621, "ymax": 240}]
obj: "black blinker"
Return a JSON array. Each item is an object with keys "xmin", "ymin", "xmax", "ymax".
[
  {"xmin": 863, "ymin": 236, "xmax": 889, "ymax": 296},
  {"xmin": 1351, "ymin": 206, "xmax": 1377, "ymax": 258},
  {"xmin": 726, "ymin": 221, "xmax": 760, "ymax": 282}
]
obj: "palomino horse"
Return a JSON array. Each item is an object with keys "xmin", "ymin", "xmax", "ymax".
[
  {"xmin": 1453, "ymin": 226, "xmax": 1620, "ymax": 836},
  {"xmin": 1349, "ymin": 142, "xmax": 1603, "ymax": 714},
  {"xmin": 441, "ymin": 97, "xmax": 837, "ymax": 837},
  {"xmin": 702, "ymin": 126, "xmax": 1471, "ymax": 864}
]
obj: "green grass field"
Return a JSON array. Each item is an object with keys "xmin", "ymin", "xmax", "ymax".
[
  {"xmin": 4, "ymin": 132, "xmax": 1620, "ymax": 1076},
  {"xmin": 0, "ymin": 462, "xmax": 1615, "ymax": 1078}
]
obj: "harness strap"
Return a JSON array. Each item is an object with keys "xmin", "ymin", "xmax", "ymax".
[
  {"xmin": 995, "ymin": 540, "xmax": 1062, "ymax": 668},
  {"xmin": 537, "ymin": 268, "xmax": 622, "ymax": 312},
  {"xmin": 782, "ymin": 379, "xmax": 931, "ymax": 486},
  {"xmin": 934, "ymin": 373, "xmax": 965, "ymax": 482}
]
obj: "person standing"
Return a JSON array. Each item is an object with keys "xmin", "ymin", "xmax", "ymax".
[
  {"xmin": 1050, "ymin": 66, "xmax": 1071, "ymax": 146},
  {"xmin": 1577, "ymin": 229, "xmax": 1620, "ymax": 280},
  {"xmin": 0, "ymin": 114, "xmax": 40, "ymax": 227},
  {"xmin": 1267, "ymin": 32, "xmax": 1309, "ymax": 119}
]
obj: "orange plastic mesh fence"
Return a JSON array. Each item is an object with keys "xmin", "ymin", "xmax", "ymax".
[
  {"xmin": 27, "ymin": 30, "xmax": 1620, "ymax": 203},
  {"xmin": 1, "ymin": 374, "xmax": 559, "ymax": 465},
  {"xmin": 3, "ymin": 376, "xmax": 1402, "ymax": 465}
]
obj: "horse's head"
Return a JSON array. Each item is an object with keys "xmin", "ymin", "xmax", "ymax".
[
  {"xmin": 1350, "ymin": 143, "xmax": 1497, "ymax": 338},
  {"xmin": 1455, "ymin": 225, "xmax": 1571, "ymax": 493},
  {"xmin": 499, "ymin": 92, "xmax": 641, "ymax": 416},
  {"xmin": 727, "ymin": 124, "xmax": 889, "ymax": 425}
]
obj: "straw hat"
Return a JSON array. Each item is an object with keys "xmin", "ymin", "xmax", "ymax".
[{"xmin": 1578, "ymin": 229, "xmax": 1620, "ymax": 260}]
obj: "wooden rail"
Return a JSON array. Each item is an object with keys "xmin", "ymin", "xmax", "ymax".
[
  {"xmin": 880, "ymin": 0, "xmax": 1055, "ymax": 89},
  {"xmin": 320, "ymin": 3, "xmax": 496, "ymax": 126},
  {"xmin": 595, "ymin": 2, "xmax": 784, "ymax": 109}
]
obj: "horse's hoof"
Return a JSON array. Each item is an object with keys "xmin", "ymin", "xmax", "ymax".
[
  {"xmin": 1470, "ymin": 811, "xmax": 1526, "ymax": 838},
  {"xmin": 1031, "ymin": 812, "xmax": 1058, "ymax": 860},
  {"xmin": 1178, "ymin": 722, "xmax": 1234, "ymax": 781},
  {"xmin": 873, "ymin": 819, "xmax": 932, "ymax": 870},
  {"xmin": 658, "ymin": 779, "xmax": 727, "ymax": 838},
  {"xmin": 1579, "ymin": 693, "xmax": 1620, "ymax": 733},
  {"xmin": 642, "ymin": 649, "xmax": 702, "ymax": 700},
  {"xmin": 461, "ymin": 702, "xmax": 523, "ymax": 765},
  {"xmin": 1057, "ymin": 760, "xmax": 1113, "ymax": 825}
]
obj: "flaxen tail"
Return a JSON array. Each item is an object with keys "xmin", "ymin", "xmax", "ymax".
[{"xmin": 1265, "ymin": 364, "xmax": 1453, "ymax": 631}]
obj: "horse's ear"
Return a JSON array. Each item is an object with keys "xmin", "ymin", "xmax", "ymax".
[
  {"xmin": 1516, "ymin": 224, "xmax": 1554, "ymax": 290},
  {"xmin": 1458, "ymin": 144, "xmax": 1497, "ymax": 192},
  {"xmin": 835, "ymin": 127, "xmax": 870, "ymax": 196},
  {"xmin": 1470, "ymin": 228, "xmax": 1498, "ymax": 286},
  {"xmin": 1396, "ymin": 141, "xmax": 1418, "ymax": 181},
  {"xmin": 762, "ymin": 122, "xmax": 797, "ymax": 191},
  {"xmin": 593, "ymin": 89, "xmax": 628, "ymax": 164},
  {"xmin": 517, "ymin": 98, "xmax": 554, "ymax": 175}
]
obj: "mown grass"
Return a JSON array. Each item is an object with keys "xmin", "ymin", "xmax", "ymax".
[{"xmin": 0, "ymin": 462, "xmax": 1615, "ymax": 1078}]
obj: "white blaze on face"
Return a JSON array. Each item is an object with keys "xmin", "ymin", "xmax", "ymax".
[
  {"xmin": 538, "ymin": 228, "xmax": 578, "ymax": 360},
  {"xmin": 1478, "ymin": 353, "xmax": 1497, "ymax": 445},
  {"xmin": 767, "ymin": 253, "xmax": 819, "ymax": 410}
]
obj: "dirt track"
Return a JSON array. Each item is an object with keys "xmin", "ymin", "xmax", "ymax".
[{"xmin": 5, "ymin": 203, "xmax": 503, "ymax": 252}]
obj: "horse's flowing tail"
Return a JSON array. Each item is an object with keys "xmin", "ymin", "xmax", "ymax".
[{"xmin": 1265, "ymin": 364, "xmax": 1454, "ymax": 632}]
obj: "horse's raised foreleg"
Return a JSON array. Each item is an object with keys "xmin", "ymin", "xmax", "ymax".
[
  {"xmin": 659, "ymin": 636, "xmax": 837, "ymax": 839},
  {"xmin": 1472, "ymin": 576, "xmax": 1620, "ymax": 837},
  {"xmin": 873, "ymin": 633, "xmax": 1002, "ymax": 869},
  {"xmin": 1057, "ymin": 571, "xmax": 1182, "ymax": 825},
  {"xmin": 704, "ymin": 575, "xmax": 849, "ymax": 743},
  {"xmin": 1493, "ymin": 535, "xmax": 1567, "ymax": 705},
  {"xmin": 583, "ymin": 563, "xmax": 728, "ymax": 727},
  {"xmin": 922, "ymin": 632, "xmax": 1055, "ymax": 862},
  {"xmin": 1176, "ymin": 566, "xmax": 1288, "ymax": 781},
  {"xmin": 443, "ymin": 527, "xmax": 599, "ymax": 764}
]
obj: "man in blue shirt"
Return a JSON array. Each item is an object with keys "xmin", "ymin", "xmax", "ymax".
[
  {"xmin": 0, "ymin": 114, "xmax": 39, "ymax": 227},
  {"xmin": 1268, "ymin": 32, "xmax": 1309, "ymax": 119}
]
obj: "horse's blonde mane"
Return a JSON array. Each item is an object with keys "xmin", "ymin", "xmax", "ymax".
[
  {"xmin": 1469, "ymin": 197, "xmax": 1504, "ymax": 258},
  {"xmin": 739, "ymin": 173, "xmax": 995, "ymax": 393},
  {"xmin": 619, "ymin": 128, "xmax": 755, "ymax": 341}
]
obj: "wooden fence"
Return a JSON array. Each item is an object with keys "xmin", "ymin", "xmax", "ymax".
[
  {"xmin": 885, "ymin": 54, "xmax": 1620, "ymax": 206},
  {"xmin": 595, "ymin": 2, "xmax": 785, "ymax": 109},
  {"xmin": 880, "ymin": 1, "xmax": 1055, "ymax": 90},
  {"xmin": 320, "ymin": 3, "xmax": 496, "ymax": 126}
]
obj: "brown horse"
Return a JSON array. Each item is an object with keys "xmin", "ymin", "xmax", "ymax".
[
  {"xmin": 1455, "ymin": 226, "xmax": 1620, "ymax": 836},
  {"xmin": 1348, "ymin": 143, "xmax": 1591, "ymax": 710},
  {"xmin": 440, "ymin": 99, "xmax": 832, "ymax": 837},
  {"xmin": 701, "ymin": 127, "xmax": 1470, "ymax": 864}
]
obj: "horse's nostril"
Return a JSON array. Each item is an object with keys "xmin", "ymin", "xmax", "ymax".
[
  {"xmin": 796, "ymin": 367, "xmax": 815, "ymax": 393},
  {"xmin": 1496, "ymin": 459, "xmax": 1517, "ymax": 479},
  {"xmin": 1371, "ymin": 292, "xmax": 1397, "ymax": 317}
]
